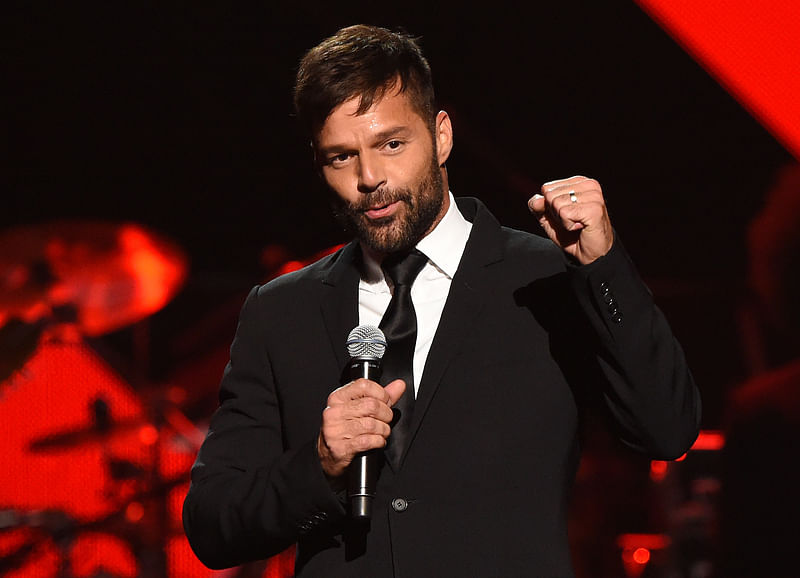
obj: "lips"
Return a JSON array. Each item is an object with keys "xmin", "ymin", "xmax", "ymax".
[{"xmin": 363, "ymin": 200, "xmax": 401, "ymax": 220}]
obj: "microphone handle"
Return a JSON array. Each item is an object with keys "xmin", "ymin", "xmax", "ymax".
[{"xmin": 347, "ymin": 358, "xmax": 382, "ymax": 520}]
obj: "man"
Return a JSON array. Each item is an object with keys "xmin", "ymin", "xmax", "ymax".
[{"xmin": 183, "ymin": 25, "xmax": 700, "ymax": 577}]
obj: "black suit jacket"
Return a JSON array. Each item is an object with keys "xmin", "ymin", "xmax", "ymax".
[{"xmin": 183, "ymin": 197, "xmax": 701, "ymax": 577}]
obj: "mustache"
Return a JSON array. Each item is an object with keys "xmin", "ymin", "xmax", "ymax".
[{"xmin": 350, "ymin": 188, "xmax": 413, "ymax": 212}]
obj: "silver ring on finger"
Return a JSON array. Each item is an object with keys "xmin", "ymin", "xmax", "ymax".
[{"xmin": 569, "ymin": 190, "xmax": 578, "ymax": 203}]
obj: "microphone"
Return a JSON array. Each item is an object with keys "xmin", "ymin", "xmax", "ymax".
[{"xmin": 345, "ymin": 325, "xmax": 387, "ymax": 521}]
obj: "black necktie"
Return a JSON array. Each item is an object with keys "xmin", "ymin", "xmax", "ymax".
[{"xmin": 379, "ymin": 249, "xmax": 428, "ymax": 469}]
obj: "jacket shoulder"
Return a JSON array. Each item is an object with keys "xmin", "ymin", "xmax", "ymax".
[
  {"xmin": 498, "ymin": 225, "xmax": 568, "ymax": 270},
  {"xmin": 255, "ymin": 243, "xmax": 353, "ymax": 299}
]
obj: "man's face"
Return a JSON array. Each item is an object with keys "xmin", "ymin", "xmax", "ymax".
[{"xmin": 316, "ymin": 88, "xmax": 452, "ymax": 256}]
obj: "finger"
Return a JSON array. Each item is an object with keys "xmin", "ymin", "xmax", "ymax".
[
  {"xmin": 555, "ymin": 202, "xmax": 585, "ymax": 232},
  {"xmin": 321, "ymin": 414, "xmax": 391, "ymax": 448},
  {"xmin": 384, "ymin": 379, "xmax": 407, "ymax": 408},
  {"xmin": 348, "ymin": 396, "xmax": 395, "ymax": 423},
  {"xmin": 544, "ymin": 183, "xmax": 604, "ymax": 229},
  {"xmin": 547, "ymin": 183, "xmax": 604, "ymax": 215},
  {"xmin": 541, "ymin": 179, "xmax": 602, "ymax": 205},
  {"xmin": 321, "ymin": 431, "xmax": 389, "ymax": 473},
  {"xmin": 532, "ymin": 178, "xmax": 602, "ymax": 215},
  {"xmin": 325, "ymin": 395, "xmax": 394, "ymax": 424},
  {"xmin": 348, "ymin": 433, "xmax": 389, "ymax": 453},
  {"xmin": 542, "ymin": 175, "xmax": 589, "ymax": 192},
  {"xmin": 348, "ymin": 416, "xmax": 392, "ymax": 439},
  {"xmin": 531, "ymin": 182, "xmax": 597, "ymax": 209},
  {"xmin": 539, "ymin": 179, "xmax": 598, "ymax": 223},
  {"xmin": 540, "ymin": 189, "xmax": 579, "ymax": 231},
  {"xmin": 331, "ymin": 429, "xmax": 390, "ymax": 452},
  {"xmin": 328, "ymin": 378, "xmax": 390, "ymax": 405},
  {"xmin": 557, "ymin": 197, "xmax": 614, "ymax": 234},
  {"xmin": 527, "ymin": 193, "xmax": 545, "ymax": 215},
  {"xmin": 548, "ymin": 189, "xmax": 584, "ymax": 214}
]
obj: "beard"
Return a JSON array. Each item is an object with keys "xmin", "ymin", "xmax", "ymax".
[{"xmin": 331, "ymin": 152, "xmax": 445, "ymax": 255}]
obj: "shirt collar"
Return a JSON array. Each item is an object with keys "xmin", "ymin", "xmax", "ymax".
[
  {"xmin": 416, "ymin": 191, "xmax": 471, "ymax": 279},
  {"xmin": 360, "ymin": 191, "xmax": 472, "ymax": 284}
]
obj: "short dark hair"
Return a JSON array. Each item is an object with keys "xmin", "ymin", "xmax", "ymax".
[{"xmin": 294, "ymin": 25, "xmax": 436, "ymax": 141}]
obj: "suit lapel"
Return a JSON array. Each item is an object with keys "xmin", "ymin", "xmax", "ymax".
[
  {"xmin": 400, "ymin": 198, "xmax": 505, "ymax": 468},
  {"xmin": 320, "ymin": 241, "xmax": 361, "ymax": 371}
]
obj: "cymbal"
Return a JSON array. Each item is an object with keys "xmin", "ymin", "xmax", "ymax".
[
  {"xmin": 0, "ymin": 221, "xmax": 188, "ymax": 336},
  {"xmin": 27, "ymin": 416, "xmax": 153, "ymax": 453}
]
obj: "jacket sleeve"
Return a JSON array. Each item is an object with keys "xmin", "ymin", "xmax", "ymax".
[
  {"xmin": 567, "ymin": 237, "xmax": 701, "ymax": 459},
  {"xmin": 182, "ymin": 286, "xmax": 346, "ymax": 570}
]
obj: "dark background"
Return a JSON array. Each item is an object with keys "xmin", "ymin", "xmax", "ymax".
[{"xmin": 5, "ymin": 1, "xmax": 794, "ymax": 427}]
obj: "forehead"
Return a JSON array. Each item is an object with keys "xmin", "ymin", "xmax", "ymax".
[{"xmin": 317, "ymin": 89, "xmax": 427, "ymax": 147}]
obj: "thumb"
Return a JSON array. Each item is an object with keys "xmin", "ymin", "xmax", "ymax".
[
  {"xmin": 384, "ymin": 379, "xmax": 407, "ymax": 407},
  {"xmin": 527, "ymin": 193, "xmax": 545, "ymax": 215}
]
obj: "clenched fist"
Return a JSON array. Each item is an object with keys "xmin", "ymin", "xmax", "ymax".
[{"xmin": 528, "ymin": 175, "xmax": 614, "ymax": 265}]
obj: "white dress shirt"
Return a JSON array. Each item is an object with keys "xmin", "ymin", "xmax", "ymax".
[{"xmin": 358, "ymin": 192, "xmax": 473, "ymax": 396}]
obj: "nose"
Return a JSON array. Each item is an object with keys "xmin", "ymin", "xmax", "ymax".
[{"xmin": 357, "ymin": 151, "xmax": 386, "ymax": 193}]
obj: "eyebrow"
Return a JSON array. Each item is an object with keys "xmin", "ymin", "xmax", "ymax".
[
  {"xmin": 318, "ymin": 125, "xmax": 412, "ymax": 157},
  {"xmin": 371, "ymin": 125, "xmax": 411, "ymax": 143}
]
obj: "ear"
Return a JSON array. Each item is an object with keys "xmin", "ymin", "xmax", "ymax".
[{"xmin": 434, "ymin": 110, "xmax": 453, "ymax": 167}]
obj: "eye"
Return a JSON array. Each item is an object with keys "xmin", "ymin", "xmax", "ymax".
[
  {"xmin": 328, "ymin": 152, "xmax": 353, "ymax": 168},
  {"xmin": 385, "ymin": 140, "xmax": 403, "ymax": 152}
]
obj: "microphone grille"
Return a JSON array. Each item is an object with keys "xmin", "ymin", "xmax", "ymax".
[{"xmin": 346, "ymin": 325, "xmax": 386, "ymax": 359}]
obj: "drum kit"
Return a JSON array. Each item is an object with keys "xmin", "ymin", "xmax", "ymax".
[
  {"xmin": 0, "ymin": 222, "xmax": 333, "ymax": 577},
  {"xmin": 0, "ymin": 221, "xmax": 199, "ymax": 577}
]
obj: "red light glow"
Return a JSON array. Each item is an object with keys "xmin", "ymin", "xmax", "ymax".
[
  {"xmin": 277, "ymin": 260, "xmax": 305, "ymax": 275},
  {"xmin": 125, "ymin": 502, "xmax": 145, "ymax": 523},
  {"xmin": 634, "ymin": 0, "xmax": 800, "ymax": 160},
  {"xmin": 633, "ymin": 547, "xmax": 651, "ymax": 565},
  {"xmin": 691, "ymin": 430, "xmax": 725, "ymax": 451},
  {"xmin": 69, "ymin": 532, "xmax": 137, "ymax": 578},
  {"xmin": 617, "ymin": 533, "xmax": 671, "ymax": 551},
  {"xmin": 650, "ymin": 460, "xmax": 668, "ymax": 482},
  {"xmin": 138, "ymin": 424, "xmax": 159, "ymax": 446}
]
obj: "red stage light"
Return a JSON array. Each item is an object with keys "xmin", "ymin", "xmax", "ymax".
[
  {"xmin": 633, "ymin": 547, "xmax": 651, "ymax": 564},
  {"xmin": 635, "ymin": 0, "xmax": 800, "ymax": 160},
  {"xmin": 124, "ymin": 502, "xmax": 145, "ymax": 523},
  {"xmin": 650, "ymin": 460, "xmax": 668, "ymax": 482},
  {"xmin": 138, "ymin": 424, "xmax": 159, "ymax": 446},
  {"xmin": 691, "ymin": 430, "xmax": 725, "ymax": 451}
]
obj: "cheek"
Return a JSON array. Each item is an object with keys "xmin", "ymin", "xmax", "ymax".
[
  {"xmin": 394, "ymin": 153, "xmax": 430, "ymax": 187},
  {"xmin": 322, "ymin": 169, "xmax": 356, "ymax": 202}
]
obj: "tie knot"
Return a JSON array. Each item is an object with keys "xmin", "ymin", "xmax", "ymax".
[{"xmin": 382, "ymin": 249, "xmax": 428, "ymax": 287}]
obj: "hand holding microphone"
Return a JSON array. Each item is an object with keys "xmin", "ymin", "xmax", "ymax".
[{"xmin": 316, "ymin": 326, "xmax": 405, "ymax": 518}]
